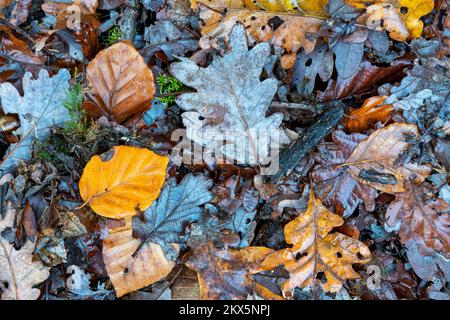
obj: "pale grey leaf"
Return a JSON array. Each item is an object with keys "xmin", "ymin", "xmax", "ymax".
[
  {"xmin": 170, "ymin": 24, "xmax": 289, "ymax": 166},
  {"xmin": 332, "ymin": 41, "xmax": 364, "ymax": 79},
  {"xmin": 143, "ymin": 20, "xmax": 198, "ymax": 60},
  {"xmin": 0, "ymin": 69, "xmax": 70, "ymax": 175},
  {"xmin": 132, "ymin": 174, "xmax": 214, "ymax": 260},
  {"xmin": 225, "ymin": 208, "xmax": 257, "ymax": 248}
]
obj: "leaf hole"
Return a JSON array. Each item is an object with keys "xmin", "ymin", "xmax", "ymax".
[
  {"xmin": 305, "ymin": 58, "xmax": 313, "ymax": 67},
  {"xmin": 400, "ymin": 7, "xmax": 408, "ymax": 14},
  {"xmin": 295, "ymin": 252, "xmax": 307, "ymax": 260},
  {"xmin": 336, "ymin": 252, "xmax": 342, "ymax": 258}
]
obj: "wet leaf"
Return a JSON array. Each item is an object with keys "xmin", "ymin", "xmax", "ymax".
[
  {"xmin": 132, "ymin": 174, "xmax": 214, "ymax": 260},
  {"xmin": 347, "ymin": 96, "xmax": 393, "ymax": 132},
  {"xmin": 260, "ymin": 190, "xmax": 371, "ymax": 295}
]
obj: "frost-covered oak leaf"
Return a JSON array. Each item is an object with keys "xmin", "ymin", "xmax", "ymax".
[{"xmin": 170, "ymin": 24, "xmax": 290, "ymax": 167}]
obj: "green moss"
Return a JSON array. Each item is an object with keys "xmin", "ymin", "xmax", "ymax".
[
  {"xmin": 156, "ymin": 74, "xmax": 184, "ymax": 106},
  {"xmin": 104, "ymin": 26, "xmax": 122, "ymax": 47},
  {"xmin": 63, "ymin": 69, "xmax": 87, "ymax": 134}
]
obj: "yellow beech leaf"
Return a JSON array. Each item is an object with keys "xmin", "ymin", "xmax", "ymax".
[
  {"xmin": 345, "ymin": 0, "xmax": 434, "ymax": 41},
  {"xmin": 346, "ymin": 96, "xmax": 393, "ymax": 132},
  {"xmin": 192, "ymin": 0, "xmax": 325, "ymax": 68},
  {"xmin": 260, "ymin": 189, "xmax": 371, "ymax": 296},
  {"xmin": 79, "ymin": 146, "xmax": 168, "ymax": 219},
  {"xmin": 103, "ymin": 217, "xmax": 177, "ymax": 297}
]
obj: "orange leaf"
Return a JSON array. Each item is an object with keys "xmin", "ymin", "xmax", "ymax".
[
  {"xmin": 79, "ymin": 146, "xmax": 168, "ymax": 219},
  {"xmin": 347, "ymin": 96, "xmax": 393, "ymax": 132},
  {"xmin": 103, "ymin": 217, "xmax": 177, "ymax": 297},
  {"xmin": 260, "ymin": 189, "xmax": 371, "ymax": 295},
  {"xmin": 86, "ymin": 41, "xmax": 155, "ymax": 123}
]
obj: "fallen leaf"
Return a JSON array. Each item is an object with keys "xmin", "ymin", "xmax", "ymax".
[
  {"xmin": 312, "ymin": 130, "xmax": 378, "ymax": 217},
  {"xmin": 347, "ymin": 96, "xmax": 393, "ymax": 132},
  {"xmin": 0, "ymin": 69, "xmax": 70, "ymax": 174},
  {"xmin": 170, "ymin": 24, "xmax": 289, "ymax": 167},
  {"xmin": 132, "ymin": 174, "xmax": 214, "ymax": 260},
  {"xmin": 185, "ymin": 240, "xmax": 281, "ymax": 300},
  {"xmin": 0, "ymin": 201, "xmax": 50, "ymax": 300},
  {"xmin": 86, "ymin": 41, "xmax": 155, "ymax": 123},
  {"xmin": 79, "ymin": 146, "xmax": 168, "ymax": 219},
  {"xmin": 346, "ymin": 123, "xmax": 432, "ymax": 193},
  {"xmin": 345, "ymin": 0, "xmax": 434, "ymax": 41},
  {"xmin": 103, "ymin": 217, "xmax": 177, "ymax": 297},
  {"xmin": 260, "ymin": 189, "xmax": 371, "ymax": 295},
  {"xmin": 192, "ymin": 0, "xmax": 325, "ymax": 68},
  {"xmin": 386, "ymin": 182, "xmax": 450, "ymax": 256}
]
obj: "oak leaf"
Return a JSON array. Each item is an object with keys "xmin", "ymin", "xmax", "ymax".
[
  {"xmin": 345, "ymin": 0, "xmax": 434, "ymax": 41},
  {"xmin": 184, "ymin": 240, "xmax": 281, "ymax": 300},
  {"xmin": 312, "ymin": 130, "xmax": 377, "ymax": 217},
  {"xmin": 346, "ymin": 123, "xmax": 432, "ymax": 193},
  {"xmin": 347, "ymin": 96, "xmax": 393, "ymax": 132},
  {"xmin": 170, "ymin": 24, "xmax": 289, "ymax": 167},
  {"xmin": 103, "ymin": 217, "xmax": 177, "ymax": 297},
  {"xmin": 79, "ymin": 146, "xmax": 168, "ymax": 219},
  {"xmin": 386, "ymin": 182, "xmax": 450, "ymax": 256},
  {"xmin": 0, "ymin": 201, "xmax": 50, "ymax": 300},
  {"xmin": 192, "ymin": 0, "xmax": 325, "ymax": 68},
  {"xmin": 132, "ymin": 174, "xmax": 214, "ymax": 260},
  {"xmin": 260, "ymin": 190, "xmax": 371, "ymax": 295},
  {"xmin": 86, "ymin": 41, "xmax": 155, "ymax": 123},
  {"xmin": 0, "ymin": 69, "xmax": 70, "ymax": 174}
]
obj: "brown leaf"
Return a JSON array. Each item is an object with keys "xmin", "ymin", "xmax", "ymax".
[
  {"xmin": 102, "ymin": 217, "xmax": 177, "ymax": 298},
  {"xmin": 318, "ymin": 59, "xmax": 411, "ymax": 102},
  {"xmin": 184, "ymin": 241, "xmax": 282, "ymax": 300},
  {"xmin": 347, "ymin": 96, "xmax": 393, "ymax": 132},
  {"xmin": 86, "ymin": 41, "xmax": 156, "ymax": 123},
  {"xmin": 346, "ymin": 123, "xmax": 432, "ymax": 193},
  {"xmin": 193, "ymin": 0, "xmax": 324, "ymax": 69},
  {"xmin": 386, "ymin": 182, "xmax": 450, "ymax": 256},
  {"xmin": 312, "ymin": 130, "xmax": 378, "ymax": 217},
  {"xmin": 0, "ymin": 26, "xmax": 45, "ymax": 65},
  {"xmin": 260, "ymin": 189, "xmax": 371, "ymax": 295},
  {"xmin": 9, "ymin": 0, "xmax": 32, "ymax": 26}
]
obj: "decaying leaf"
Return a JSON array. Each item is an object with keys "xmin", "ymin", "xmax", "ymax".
[
  {"xmin": 132, "ymin": 174, "xmax": 214, "ymax": 260},
  {"xmin": 170, "ymin": 24, "xmax": 290, "ymax": 166},
  {"xmin": 103, "ymin": 217, "xmax": 177, "ymax": 298},
  {"xmin": 185, "ymin": 240, "xmax": 281, "ymax": 300},
  {"xmin": 192, "ymin": 0, "xmax": 325, "ymax": 68},
  {"xmin": 386, "ymin": 182, "xmax": 450, "ymax": 256},
  {"xmin": 347, "ymin": 96, "xmax": 393, "ymax": 132},
  {"xmin": 86, "ymin": 41, "xmax": 155, "ymax": 123},
  {"xmin": 0, "ymin": 202, "xmax": 50, "ymax": 300},
  {"xmin": 260, "ymin": 190, "xmax": 371, "ymax": 295},
  {"xmin": 345, "ymin": 0, "xmax": 434, "ymax": 41},
  {"xmin": 0, "ymin": 69, "xmax": 70, "ymax": 174},
  {"xmin": 345, "ymin": 123, "xmax": 432, "ymax": 193},
  {"xmin": 312, "ymin": 130, "xmax": 378, "ymax": 217},
  {"xmin": 79, "ymin": 146, "xmax": 168, "ymax": 219}
]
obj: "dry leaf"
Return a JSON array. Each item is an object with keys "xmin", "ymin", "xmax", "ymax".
[
  {"xmin": 346, "ymin": 123, "xmax": 432, "ymax": 193},
  {"xmin": 347, "ymin": 96, "xmax": 393, "ymax": 132},
  {"xmin": 260, "ymin": 189, "xmax": 371, "ymax": 295},
  {"xmin": 86, "ymin": 41, "xmax": 155, "ymax": 123},
  {"xmin": 345, "ymin": 0, "xmax": 434, "ymax": 41},
  {"xmin": 185, "ymin": 241, "xmax": 281, "ymax": 300},
  {"xmin": 192, "ymin": 0, "xmax": 324, "ymax": 68},
  {"xmin": 0, "ymin": 202, "xmax": 50, "ymax": 300},
  {"xmin": 386, "ymin": 182, "xmax": 450, "ymax": 256},
  {"xmin": 79, "ymin": 146, "xmax": 168, "ymax": 219},
  {"xmin": 103, "ymin": 217, "xmax": 177, "ymax": 297}
]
